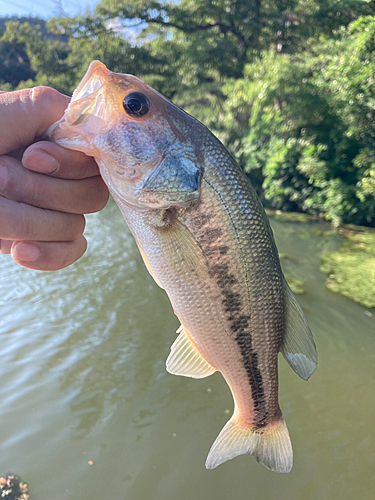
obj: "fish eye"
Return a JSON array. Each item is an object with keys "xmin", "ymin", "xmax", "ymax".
[{"xmin": 123, "ymin": 92, "xmax": 150, "ymax": 117}]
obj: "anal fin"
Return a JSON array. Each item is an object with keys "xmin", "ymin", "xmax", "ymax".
[
  {"xmin": 281, "ymin": 278, "xmax": 317, "ymax": 381},
  {"xmin": 166, "ymin": 325, "xmax": 217, "ymax": 379}
]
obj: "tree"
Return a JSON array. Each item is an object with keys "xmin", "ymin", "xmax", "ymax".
[
  {"xmin": 0, "ymin": 21, "xmax": 36, "ymax": 89},
  {"xmin": 97, "ymin": 0, "xmax": 375, "ymax": 80},
  {"xmin": 222, "ymin": 16, "xmax": 375, "ymax": 225},
  {"xmin": 1, "ymin": 3, "xmax": 374, "ymax": 225},
  {"xmin": 0, "ymin": 17, "xmax": 76, "ymax": 94}
]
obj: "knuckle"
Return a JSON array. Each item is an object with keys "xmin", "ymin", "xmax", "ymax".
[
  {"xmin": 0, "ymin": 158, "xmax": 8, "ymax": 192},
  {"xmin": 86, "ymin": 178, "xmax": 109, "ymax": 212},
  {"xmin": 18, "ymin": 208, "xmax": 33, "ymax": 239},
  {"xmin": 29, "ymin": 86, "xmax": 65, "ymax": 107},
  {"xmin": 94, "ymin": 183, "xmax": 110, "ymax": 211},
  {"xmin": 69, "ymin": 214, "xmax": 86, "ymax": 239},
  {"xmin": 64, "ymin": 236, "xmax": 87, "ymax": 268},
  {"xmin": 0, "ymin": 206, "xmax": 31, "ymax": 240},
  {"xmin": 0, "ymin": 199, "xmax": 20, "ymax": 239},
  {"xmin": 0, "ymin": 239, "xmax": 13, "ymax": 254},
  {"xmin": 20, "ymin": 176, "xmax": 39, "ymax": 206},
  {"xmin": 0, "ymin": 157, "xmax": 40, "ymax": 206},
  {"xmin": 0, "ymin": 219, "xmax": 8, "ymax": 238}
]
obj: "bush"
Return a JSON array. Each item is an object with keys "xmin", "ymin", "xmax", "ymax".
[{"xmin": 221, "ymin": 17, "xmax": 375, "ymax": 226}]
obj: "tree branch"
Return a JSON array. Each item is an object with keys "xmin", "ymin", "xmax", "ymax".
[{"xmin": 146, "ymin": 18, "xmax": 234, "ymax": 35}]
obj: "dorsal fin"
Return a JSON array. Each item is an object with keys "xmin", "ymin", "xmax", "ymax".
[
  {"xmin": 281, "ymin": 279, "xmax": 317, "ymax": 381},
  {"xmin": 166, "ymin": 325, "xmax": 217, "ymax": 379}
]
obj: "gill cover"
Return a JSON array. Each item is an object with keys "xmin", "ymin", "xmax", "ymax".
[{"xmin": 139, "ymin": 142, "xmax": 202, "ymax": 208}]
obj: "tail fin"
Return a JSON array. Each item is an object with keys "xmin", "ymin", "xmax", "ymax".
[{"xmin": 205, "ymin": 411, "xmax": 293, "ymax": 473}]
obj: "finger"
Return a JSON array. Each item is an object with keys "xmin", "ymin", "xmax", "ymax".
[
  {"xmin": 0, "ymin": 239, "xmax": 12, "ymax": 254},
  {"xmin": 0, "ymin": 87, "xmax": 69, "ymax": 155},
  {"xmin": 11, "ymin": 237, "xmax": 88, "ymax": 271},
  {"xmin": 22, "ymin": 141, "xmax": 100, "ymax": 179},
  {"xmin": 0, "ymin": 155, "xmax": 109, "ymax": 214},
  {"xmin": 0, "ymin": 197, "xmax": 85, "ymax": 241}
]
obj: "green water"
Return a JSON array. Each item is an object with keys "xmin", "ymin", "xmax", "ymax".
[{"xmin": 0, "ymin": 200, "xmax": 374, "ymax": 500}]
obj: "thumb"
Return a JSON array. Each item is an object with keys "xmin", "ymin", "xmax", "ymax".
[{"xmin": 0, "ymin": 87, "xmax": 70, "ymax": 155}]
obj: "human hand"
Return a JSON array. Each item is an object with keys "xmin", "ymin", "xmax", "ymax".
[{"xmin": 0, "ymin": 87, "xmax": 109, "ymax": 271}]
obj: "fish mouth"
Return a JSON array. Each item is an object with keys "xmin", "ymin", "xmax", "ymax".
[
  {"xmin": 46, "ymin": 61, "xmax": 120, "ymax": 154},
  {"xmin": 71, "ymin": 60, "xmax": 110, "ymax": 104}
]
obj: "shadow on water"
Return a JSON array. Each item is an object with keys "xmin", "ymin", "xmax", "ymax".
[{"xmin": 0, "ymin": 199, "xmax": 374, "ymax": 500}]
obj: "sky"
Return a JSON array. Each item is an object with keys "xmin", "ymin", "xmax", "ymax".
[{"xmin": 0, "ymin": 0, "xmax": 101, "ymax": 19}]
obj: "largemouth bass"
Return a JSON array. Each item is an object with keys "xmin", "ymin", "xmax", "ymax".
[{"xmin": 48, "ymin": 61, "xmax": 317, "ymax": 473}]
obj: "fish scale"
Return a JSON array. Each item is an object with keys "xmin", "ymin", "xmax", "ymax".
[
  {"xmin": 48, "ymin": 60, "xmax": 318, "ymax": 473},
  {"xmin": 120, "ymin": 171, "xmax": 283, "ymax": 435},
  {"xmin": 182, "ymin": 137, "xmax": 284, "ymax": 424}
]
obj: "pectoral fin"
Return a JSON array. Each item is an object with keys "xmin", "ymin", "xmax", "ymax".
[
  {"xmin": 281, "ymin": 279, "xmax": 317, "ymax": 381},
  {"xmin": 160, "ymin": 217, "xmax": 209, "ymax": 282},
  {"xmin": 166, "ymin": 325, "xmax": 217, "ymax": 379},
  {"xmin": 137, "ymin": 243, "xmax": 164, "ymax": 289}
]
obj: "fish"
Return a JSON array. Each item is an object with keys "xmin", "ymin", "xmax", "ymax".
[{"xmin": 48, "ymin": 61, "xmax": 317, "ymax": 473}]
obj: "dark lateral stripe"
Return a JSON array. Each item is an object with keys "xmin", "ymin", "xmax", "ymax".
[
  {"xmin": 235, "ymin": 326, "xmax": 267, "ymax": 426},
  {"xmin": 199, "ymin": 218, "xmax": 267, "ymax": 426},
  {"xmin": 209, "ymin": 260, "xmax": 267, "ymax": 427}
]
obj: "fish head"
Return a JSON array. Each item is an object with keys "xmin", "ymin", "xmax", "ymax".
[{"xmin": 48, "ymin": 61, "xmax": 203, "ymax": 210}]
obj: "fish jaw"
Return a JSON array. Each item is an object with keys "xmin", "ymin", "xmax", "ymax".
[{"xmin": 46, "ymin": 61, "xmax": 123, "ymax": 156}]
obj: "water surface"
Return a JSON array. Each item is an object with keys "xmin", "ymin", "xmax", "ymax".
[{"xmin": 0, "ymin": 200, "xmax": 374, "ymax": 500}]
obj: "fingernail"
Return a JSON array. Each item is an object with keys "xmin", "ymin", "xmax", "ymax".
[
  {"xmin": 23, "ymin": 150, "xmax": 59, "ymax": 174},
  {"xmin": 0, "ymin": 164, "xmax": 7, "ymax": 191},
  {"xmin": 12, "ymin": 242, "xmax": 41, "ymax": 262}
]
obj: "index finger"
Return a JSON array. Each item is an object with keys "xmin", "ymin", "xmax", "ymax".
[{"xmin": 22, "ymin": 140, "xmax": 99, "ymax": 179}]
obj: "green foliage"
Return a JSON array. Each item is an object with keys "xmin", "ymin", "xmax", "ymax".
[
  {"xmin": 284, "ymin": 276, "xmax": 306, "ymax": 295},
  {"xmin": 0, "ymin": 2, "xmax": 374, "ymax": 225},
  {"xmin": 321, "ymin": 227, "xmax": 375, "ymax": 308},
  {"xmin": 97, "ymin": 0, "xmax": 374, "ymax": 77},
  {"xmin": 220, "ymin": 17, "xmax": 375, "ymax": 225},
  {"xmin": 0, "ymin": 21, "xmax": 36, "ymax": 88},
  {"xmin": 0, "ymin": 18, "xmax": 78, "ymax": 94}
]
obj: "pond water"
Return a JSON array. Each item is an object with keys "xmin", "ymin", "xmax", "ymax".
[{"xmin": 0, "ymin": 200, "xmax": 374, "ymax": 500}]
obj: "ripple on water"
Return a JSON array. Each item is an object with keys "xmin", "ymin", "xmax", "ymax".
[{"xmin": 0, "ymin": 203, "xmax": 374, "ymax": 500}]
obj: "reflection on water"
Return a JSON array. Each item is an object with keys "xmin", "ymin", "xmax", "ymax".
[{"xmin": 0, "ymin": 199, "xmax": 374, "ymax": 500}]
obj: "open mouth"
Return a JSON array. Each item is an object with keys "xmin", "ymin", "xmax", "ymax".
[
  {"xmin": 46, "ymin": 62, "xmax": 116, "ymax": 154},
  {"xmin": 71, "ymin": 61, "xmax": 110, "ymax": 103}
]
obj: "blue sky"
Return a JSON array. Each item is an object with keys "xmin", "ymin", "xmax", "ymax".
[{"xmin": 0, "ymin": 0, "xmax": 101, "ymax": 19}]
